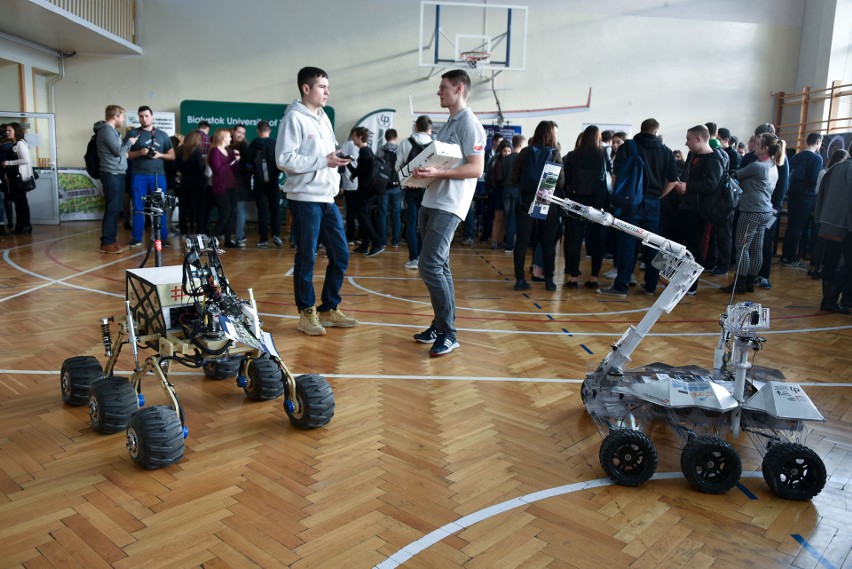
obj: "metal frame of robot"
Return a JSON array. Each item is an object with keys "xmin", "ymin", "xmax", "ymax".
[
  {"xmin": 545, "ymin": 193, "xmax": 828, "ymax": 500},
  {"xmin": 59, "ymin": 234, "xmax": 334, "ymax": 469}
]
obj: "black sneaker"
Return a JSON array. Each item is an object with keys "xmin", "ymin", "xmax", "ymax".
[
  {"xmin": 430, "ymin": 334, "xmax": 460, "ymax": 357},
  {"xmin": 366, "ymin": 246, "xmax": 385, "ymax": 257},
  {"xmin": 414, "ymin": 325, "xmax": 437, "ymax": 344},
  {"xmin": 128, "ymin": 239, "xmax": 142, "ymax": 248}
]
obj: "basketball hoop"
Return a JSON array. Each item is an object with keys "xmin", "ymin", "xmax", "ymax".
[{"xmin": 460, "ymin": 50, "xmax": 491, "ymax": 79}]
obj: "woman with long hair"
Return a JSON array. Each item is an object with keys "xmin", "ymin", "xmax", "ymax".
[
  {"xmin": 808, "ymin": 148, "xmax": 850, "ymax": 279},
  {"xmin": 207, "ymin": 128, "xmax": 241, "ymax": 247},
  {"xmin": 488, "ymin": 139, "xmax": 512, "ymax": 249},
  {"xmin": 509, "ymin": 120, "xmax": 564, "ymax": 291},
  {"xmin": 562, "ymin": 125, "xmax": 611, "ymax": 289},
  {"xmin": 1, "ymin": 123, "xmax": 34, "ymax": 234},
  {"xmin": 177, "ymin": 130, "xmax": 206, "ymax": 235},
  {"xmin": 723, "ymin": 132, "xmax": 786, "ymax": 293}
]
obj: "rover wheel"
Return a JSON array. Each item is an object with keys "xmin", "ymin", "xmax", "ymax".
[
  {"xmin": 287, "ymin": 374, "xmax": 335, "ymax": 429},
  {"xmin": 202, "ymin": 356, "xmax": 242, "ymax": 380},
  {"xmin": 126, "ymin": 406, "xmax": 185, "ymax": 469},
  {"xmin": 244, "ymin": 354, "xmax": 284, "ymax": 401},
  {"xmin": 761, "ymin": 443, "xmax": 826, "ymax": 500},
  {"xmin": 88, "ymin": 377, "xmax": 138, "ymax": 434},
  {"xmin": 599, "ymin": 429, "xmax": 658, "ymax": 486},
  {"xmin": 60, "ymin": 356, "xmax": 103, "ymax": 406},
  {"xmin": 680, "ymin": 436, "xmax": 742, "ymax": 494}
]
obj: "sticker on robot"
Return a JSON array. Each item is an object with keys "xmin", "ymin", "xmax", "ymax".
[
  {"xmin": 529, "ymin": 162, "xmax": 562, "ymax": 219},
  {"xmin": 399, "ymin": 141, "xmax": 463, "ymax": 188}
]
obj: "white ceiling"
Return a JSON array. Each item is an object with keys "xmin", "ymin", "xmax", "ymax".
[{"xmin": 0, "ymin": 0, "xmax": 142, "ymax": 56}]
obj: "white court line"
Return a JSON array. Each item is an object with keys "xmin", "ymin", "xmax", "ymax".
[
  {"xmin": 373, "ymin": 472, "xmax": 767, "ymax": 569},
  {"xmin": 257, "ymin": 312, "xmax": 852, "ymax": 338},
  {"xmin": 4, "ymin": 368, "xmax": 852, "ymax": 388},
  {"xmin": 347, "ymin": 276, "xmax": 651, "ymax": 316}
]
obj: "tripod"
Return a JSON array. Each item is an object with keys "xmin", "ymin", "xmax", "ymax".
[{"xmin": 138, "ymin": 189, "xmax": 175, "ymax": 268}]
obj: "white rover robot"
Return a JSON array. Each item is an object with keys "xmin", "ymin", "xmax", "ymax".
[
  {"xmin": 544, "ymin": 193, "xmax": 827, "ymax": 500},
  {"xmin": 59, "ymin": 235, "xmax": 335, "ymax": 469}
]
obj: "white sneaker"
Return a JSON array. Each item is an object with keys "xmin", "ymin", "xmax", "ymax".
[
  {"xmin": 404, "ymin": 259, "xmax": 419, "ymax": 270},
  {"xmin": 603, "ymin": 268, "xmax": 617, "ymax": 279}
]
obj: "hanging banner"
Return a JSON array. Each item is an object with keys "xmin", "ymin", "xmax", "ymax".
[
  {"xmin": 179, "ymin": 100, "xmax": 336, "ymax": 140},
  {"xmin": 125, "ymin": 111, "xmax": 177, "ymax": 136},
  {"xmin": 355, "ymin": 108, "xmax": 395, "ymax": 152}
]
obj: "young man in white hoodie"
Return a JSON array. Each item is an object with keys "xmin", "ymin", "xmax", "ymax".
[{"xmin": 275, "ymin": 66, "xmax": 358, "ymax": 336}]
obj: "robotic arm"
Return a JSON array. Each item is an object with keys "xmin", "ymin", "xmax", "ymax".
[{"xmin": 545, "ymin": 194, "xmax": 704, "ymax": 375}]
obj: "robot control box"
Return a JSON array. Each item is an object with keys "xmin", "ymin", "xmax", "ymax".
[{"xmin": 126, "ymin": 266, "xmax": 195, "ymax": 344}]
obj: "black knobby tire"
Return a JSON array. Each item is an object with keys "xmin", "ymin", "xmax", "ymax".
[
  {"xmin": 88, "ymin": 377, "xmax": 138, "ymax": 434},
  {"xmin": 761, "ymin": 443, "xmax": 827, "ymax": 500},
  {"xmin": 202, "ymin": 356, "xmax": 242, "ymax": 380},
  {"xmin": 60, "ymin": 356, "xmax": 103, "ymax": 406},
  {"xmin": 244, "ymin": 354, "xmax": 284, "ymax": 401},
  {"xmin": 126, "ymin": 405, "xmax": 185, "ymax": 469},
  {"xmin": 680, "ymin": 435, "xmax": 742, "ymax": 494},
  {"xmin": 599, "ymin": 429, "xmax": 658, "ymax": 486},
  {"xmin": 287, "ymin": 374, "xmax": 335, "ymax": 429}
]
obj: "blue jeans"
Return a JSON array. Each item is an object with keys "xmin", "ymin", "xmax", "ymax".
[
  {"xmin": 234, "ymin": 199, "xmax": 248, "ymax": 241},
  {"xmin": 404, "ymin": 188, "xmax": 424, "ymax": 261},
  {"xmin": 418, "ymin": 207, "xmax": 461, "ymax": 336},
  {"xmin": 782, "ymin": 194, "xmax": 816, "ymax": 262},
  {"xmin": 290, "ymin": 200, "xmax": 350, "ymax": 312},
  {"xmin": 100, "ymin": 172, "xmax": 125, "ymax": 246},
  {"xmin": 615, "ymin": 198, "xmax": 661, "ymax": 292},
  {"xmin": 502, "ymin": 185, "xmax": 520, "ymax": 249},
  {"xmin": 131, "ymin": 173, "xmax": 169, "ymax": 242},
  {"xmin": 378, "ymin": 187, "xmax": 403, "ymax": 246}
]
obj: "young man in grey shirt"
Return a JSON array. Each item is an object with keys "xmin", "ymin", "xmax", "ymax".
[{"xmin": 410, "ymin": 69, "xmax": 486, "ymax": 357}]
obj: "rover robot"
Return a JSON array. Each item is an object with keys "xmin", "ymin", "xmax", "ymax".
[
  {"xmin": 59, "ymin": 234, "xmax": 335, "ymax": 469},
  {"xmin": 543, "ymin": 193, "xmax": 827, "ymax": 500}
]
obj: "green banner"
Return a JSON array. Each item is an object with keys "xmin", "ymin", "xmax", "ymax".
[{"xmin": 179, "ymin": 100, "xmax": 336, "ymax": 141}]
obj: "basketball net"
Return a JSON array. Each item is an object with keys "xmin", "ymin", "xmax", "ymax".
[{"xmin": 460, "ymin": 50, "xmax": 491, "ymax": 80}]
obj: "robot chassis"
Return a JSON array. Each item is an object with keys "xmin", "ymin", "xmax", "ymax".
[
  {"xmin": 545, "ymin": 194, "xmax": 827, "ymax": 500},
  {"xmin": 59, "ymin": 234, "xmax": 335, "ymax": 469}
]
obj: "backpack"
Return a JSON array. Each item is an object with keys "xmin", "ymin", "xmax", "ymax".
[
  {"xmin": 253, "ymin": 143, "xmax": 275, "ymax": 186},
  {"xmin": 381, "ymin": 147, "xmax": 399, "ymax": 188},
  {"xmin": 366, "ymin": 149, "xmax": 391, "ymax": 195},
  {"xmin": 405, "ymin": 136, "xmax": 428, "ymax": 165},
  {"xmin": 519, "ymin": 145, "xmax": 556, "ymax": 194},
  {"xmin": 697, "ymin": 153, "xmax": 742, "ymax": 226},
  {"xmin": 84, "ymin": 133, "xmax": 100, "ymax": 179},
  {"xmin": 610, "ymin": 140, "xmax": 647, "ymax": 214}
]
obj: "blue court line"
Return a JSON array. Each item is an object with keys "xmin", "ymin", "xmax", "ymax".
[
  {"xmin": 735, "ymin": 482, "xmax": 758, "ymax": 500},
  {"xmin": 791, "ymin": 534, "xmax": 838, "ymax": 569},
  {"xmin": 546, "ymin": 314, "xmax": 554, "ymax": 321},
  {"xmin": 580, "ymin": 344, "xmax": 593, "ymax": 354},
  {"xmin": 534, "ymin": 303, "xmax": 542, "ymax": 309},
  {"xmin": 562, "ymin": 328, "xmax": 573, "ymax": 337}
]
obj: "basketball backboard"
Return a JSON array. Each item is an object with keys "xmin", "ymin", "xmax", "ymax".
[{"xmin": 418, "ymin": 1, "xmax": 528, "ymax": 73}]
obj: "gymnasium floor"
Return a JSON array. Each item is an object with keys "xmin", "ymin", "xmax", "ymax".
[{"xmin": 1, "ymin": 220, "xmax": 850, "ymax": 568}]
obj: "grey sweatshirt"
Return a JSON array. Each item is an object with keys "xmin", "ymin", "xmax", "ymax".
[{"xmin": 94, "ymin": 121, "xmax": 133, "ymax": 175}]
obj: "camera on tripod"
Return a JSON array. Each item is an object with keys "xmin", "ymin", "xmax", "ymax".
[{"xmin": 142, "ymin": 190, "xmax": 177, "ymax": 212}]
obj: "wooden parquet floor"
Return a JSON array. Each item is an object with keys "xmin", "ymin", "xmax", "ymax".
[{"xmin": 1, "ymin": 222, "xmax": 851, "ymax": 569}]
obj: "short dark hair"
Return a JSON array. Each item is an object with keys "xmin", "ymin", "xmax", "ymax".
[
  {"xmin": 198, "ymin": 120, "xmax": 210, "ymax": 128},
  {"xmin": 385, "ymin": 128, "xmax": 398, "ymax": 141},
  {"xmin": 806, "ymin": 132, "xmax": 823, "ymax": 146},
  {"xmin": 640, "ymin": 118, "xmax": 659, "ymax": 134},
  {"xmin": 257, "ymin": 120, "xmax": 271, "ymax": 133},
  {"xmin": 441, "ymin": 69, "xmax": 471, "ymax": 97},
  {"xmin": 492, "ymin": 132, "xmax": 504, "ymax": 141},
  {"xmin": 718, "ymin": 127, "xmax": 731, "ymax": 140},
  {"xmin": 352, "ymin": 126, "xmax": 369, "ymax": 143},
  {"xmin": 511, "ymin": 134, "xmax": 526, "ymax": 148},
  {"xmin": 613, "ymin": 131, "xmax": 628, "ymax": 141},
  {"xmin": 297, "ymin": 66, "xmax": 328, "ymax": 94},
  {"xmin": 601, "ymin": 130, "xmax": 613, "ymax": 143},
  {"xmin": 138, "ymin": 105, "xmax": 153, "ymax": 115},
  {"xmin": 233, "ymin": 123, "xmax": 246, "ymax": 132},
  {"xmin": 414, "ymin": 115, "xmax": 432, "ymax": 133},
  {"xmin": 755, "ymin": 123, "xmax": 775, "ymax": 135},
  {"xmin": 705, "ymin": 122, "xmax": 717, "ymax": 135}
]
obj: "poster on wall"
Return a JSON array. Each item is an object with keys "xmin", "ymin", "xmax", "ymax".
[
  {"xmin": 58, "ymin": 169, "xmax": 104, "ymax": 221},
  {"xmin": 355, "ymin": 109, "xmax": 395, "ymax": 153},
  {"xmin": 484, "ymin": 124, "xmax": 522, "ymax": 150},
  {"xmin": 179, "ymin": 100, "xmax": 337, "ymax": 140},
  {"xmin": 125, "ymin": 111, "xmax": 176, "ymax": 136}
]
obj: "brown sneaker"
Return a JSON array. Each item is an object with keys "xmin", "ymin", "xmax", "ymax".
[
  {"xmin": 319, "ymin": 308, "xmax": 358, "ymax": 328},
  {"xmin": 297, "ymin": 306, "xmax": 326, "ymax": 336},
  {"xmin": 100, "ymin": 243, "xmax": 125, "ymax": 254}
]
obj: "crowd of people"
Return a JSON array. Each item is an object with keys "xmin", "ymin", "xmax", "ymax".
[{"xmin": 4, "ymin": 69, "xmax": 852, "ymax": 354}]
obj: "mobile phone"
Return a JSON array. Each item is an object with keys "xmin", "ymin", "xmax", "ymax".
[{"xmin": 336, "ymin": 151, "xmax": 354, "ymax": 160}]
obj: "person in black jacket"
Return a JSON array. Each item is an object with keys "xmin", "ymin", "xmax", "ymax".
[
  {"xmin": 248, "ymin": 120, "xmax": 283, "ymax": 248},
  {"xmin": 176, "ymin": 130, "xmax": 206, "ymax": 235},
  {"xmin": 347, "ymin": 126, "xmax": 383, "ymax": 257},
  {"xmin": 670, "ymin": 124, "xmax": 725, "ymax": 294}
]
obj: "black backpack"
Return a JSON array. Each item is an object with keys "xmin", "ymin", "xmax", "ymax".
[
  {"xmin": 367, "ymin": 150, "xmax": 392, "ymax": 195},
  {"xmin": 406, "ymin": 136, "xmax": 428, "ymax": 165},
  {"xmin": 382, "ymin": 148, "xmax": 399, "ymax": 187},
  {"xmin": 254, "ymin": 143, "xmax": 275, "ymax": 186},
  {"xmin": 84, "ymin": 133, "xmax": 100, "ymax": 179},
  {"xmin": 519, "ymin": 145, "xmax": 556, "ymax": 194},
  {"xmin": 697, "ymin": 153, "xmax": 742, "ymax": 226}
]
